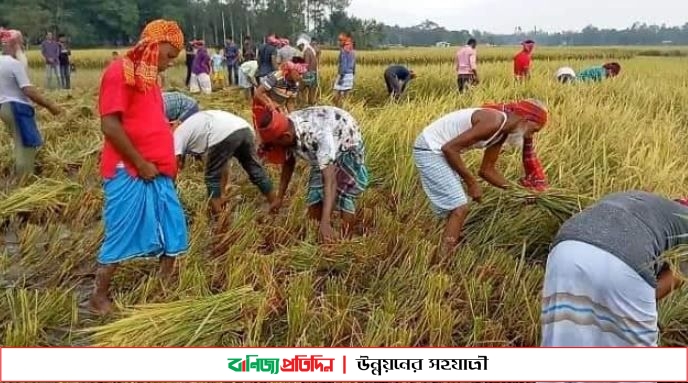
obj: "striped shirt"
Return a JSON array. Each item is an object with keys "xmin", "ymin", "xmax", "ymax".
[{"xmin": 260, "ymin": 71, "xmax": 299, "ymax": 105}]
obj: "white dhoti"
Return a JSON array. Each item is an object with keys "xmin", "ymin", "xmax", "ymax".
[{"xmin": 189, "ymin": 73, "xmax": 212, "ymax": 95}]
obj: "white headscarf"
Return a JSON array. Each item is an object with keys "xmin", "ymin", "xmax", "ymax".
[{"xmin": 296, "ymin": 34, "xmax": 315, "ymax": 56}]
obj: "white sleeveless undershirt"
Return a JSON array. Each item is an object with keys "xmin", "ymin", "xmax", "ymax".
[{"xmin": 419, "ymin": 108, "xmax": 507, "ymax": 153}]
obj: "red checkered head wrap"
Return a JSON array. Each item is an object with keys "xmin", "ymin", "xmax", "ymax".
[
  {"xmin": 280, "ymin": 61, "xmax": 308, "ymax": 77},
  {"xmin": 0, "ymin": 28, "xmax": 22, "ymax": 45},
  {"xmin": 483, "ymin": 99, "xmax": 548, "ymax": 126},
  {"xmin": 123, "ymin": 19, "xmax": 184, "ymax": 92},
  {"xmin": 482, "ymin": 99, "xmax": 550, "ymax": 192},
  {"xmin": 255, "ymin": 109, "xmax": 291, "ymax": 165}
]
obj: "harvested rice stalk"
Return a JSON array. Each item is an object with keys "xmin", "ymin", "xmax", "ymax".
[
  {"xmin": 0, "ymin": 179, "xmax": 82, "ymax": 219},
  {"xmin": 464, "ymin": 188, "xmax": 591, "ymax": 259},
  {"xmin": 86, "ymin": 286, "xmax": 263, "ymax": 346}
]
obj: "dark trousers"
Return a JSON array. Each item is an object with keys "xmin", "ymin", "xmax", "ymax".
[
  {"xmin": 457, "ymin": 74, "xmax": 475, "ymax": 93},
  {"xmin": 59, "ymin": 65, "xmax": 71, "ymax": 89},
  {"xmin": 226, "ymin": 62, "xmax": 239, "ymax": 85},
  {"xmin": 205, "ymin": 128, "xmax": 273, "ymax": 198},
  {"xmin": 185, "ymin": 57, "xmax": 194, "ymax": 86}
]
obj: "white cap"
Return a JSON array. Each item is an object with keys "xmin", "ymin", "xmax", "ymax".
[{"xmin": 555, "ymin": 67, "xmax": 576, "ymax": 79}]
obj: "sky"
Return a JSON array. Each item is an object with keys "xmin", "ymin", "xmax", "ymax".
[{"xmin": 348, "ymin": 0, "xmax": 688, "ymax": 34}]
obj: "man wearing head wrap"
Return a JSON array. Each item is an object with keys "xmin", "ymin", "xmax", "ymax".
[
  {"xmin": 256, "ymin": 106, "xmax": 369, "ymax": 243},
  {"xmin": 333, "ymin": 32, "xmax": 356, "ymax": 107},
  {"xmin": 92, "ymin": 19, "xmax": 188, "ymax": 315},
  {"xmin": 412, "ymin": 99, "xmax": 549, "ymax": 252},
  {"xmin": 514, "ymin": 40, "xmax": 535, "ymax": 81},
  {"xmin": 0, "ymin": 28, "xmax": 62, "ymax": 179},
  {"xmin": 542, "ymin": 191, "xmax": 688, "ymax": 349},
  {"xmin": 253, "ymin": 60, "xmax": 308, "ymax": 129},
  {"xmin": 296, "ymin": 35, "xmax": 319, "ymax": 106}
]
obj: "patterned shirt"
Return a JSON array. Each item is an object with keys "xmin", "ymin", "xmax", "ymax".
[
  {"xmin": 288, "ymin": 107, "xmax": 363, "ymax": 169},
  {"xmin": 163, "ymin": 92, "xmax": 198, "ymax": 122},
  {"xmin": 260, "ymin": 71, "xmax": 299, "ymax": 105}
]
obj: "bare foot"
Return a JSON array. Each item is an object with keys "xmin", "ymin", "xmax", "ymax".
[{"xmin": 89, "ymin": 294, "xmax": 113, "ymax": 315}]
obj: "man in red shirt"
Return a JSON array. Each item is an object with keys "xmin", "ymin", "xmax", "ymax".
[
  {"xmin": 513, "ymin": 40, "xmax": 535, "ymax": 81},
  {"xmin": 91, "ymin": 19, "xmax": 188, "ymax": 315}
]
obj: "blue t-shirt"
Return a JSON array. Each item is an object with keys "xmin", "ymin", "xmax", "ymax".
[
  {"xmin": 225, "ymin": 44, "xmax": 239, "ymax": 65},
  {"xmin": 257, "ymin": 44, "xmax": 278, "ymax": 77},
  {"xmin": 386, "ymin": 65, "xmax": 411, "ymax": 81}
]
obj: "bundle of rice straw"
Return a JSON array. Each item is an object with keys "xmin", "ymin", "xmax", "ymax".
[
  {"xmin": 0, "ymin": 179, "xmax": 81, "ymax": 219},
  {"xmin": 86, "ymin": 286, "xmax": 263, "ymax": 346},
  {"xmin": 463, "ymin": 187, "xmax": 591, "ymax": 260}
]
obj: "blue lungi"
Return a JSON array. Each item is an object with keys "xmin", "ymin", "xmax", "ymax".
[{"xmin": 98, "ymin": 168, "xmax": 189, "ymax": 265}]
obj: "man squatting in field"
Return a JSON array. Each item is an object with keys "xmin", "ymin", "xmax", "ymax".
[
  {"xmin": 0, "ymin": 28, "xmax": 63, "ymax": 180},
  {"xmin": 92, "ymin": 20, "xmax": 189, "ymax": 315},
  {"xmin": 383, "ymin": 64, "xmax": 416, "ymax": 101},
  {"xmin": 256, "ymin": 106, "xmax": 369, "ymax": 243},
  {"xmin": 413, "ymin": 99, "xmax": 549, "ymax": 251},
  {"xmin": 541, "ymin": 191, "xmax": 688, "ymax": 348},
  {"xmin": 174, "ymin": 110, "xmax": 276, "ymax": 216}
]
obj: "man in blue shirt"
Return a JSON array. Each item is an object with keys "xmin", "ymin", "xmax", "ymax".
[
  {"xmin": 224, "ymin": 38, "xmax": 240, "ymax": 85},
  {"xmin": 384, "ymin": 65, "xmax": 416, "ymax": 101}
]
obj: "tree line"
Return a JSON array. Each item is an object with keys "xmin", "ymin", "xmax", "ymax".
[
  {"xmin": 383, "ymin": 20, "xmax": 688, "ymax": 47},
  {"xmin": 0, "ymin": 0, "xmax": 686, "ymax": 49},
  {"xmin": 0, "ymin": 0, "xmax": 384, "ymax": 48}
]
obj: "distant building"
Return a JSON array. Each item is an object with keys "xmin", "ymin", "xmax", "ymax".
[
  {"xmin": 661, "ymin": 40, "xmax": 673, "ymax": 45},
  {"xmin": 435, "ymin": 41, "xmax": 451, "ymax": 47}
]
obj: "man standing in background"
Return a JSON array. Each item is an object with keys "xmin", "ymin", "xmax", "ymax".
[
  {"xmin": 224, "ymin": 38, "xmax": 240, "ymax": 86},
  {"xmin": 297, "ymin": 36, "xmax": 319, "ymax": 106},
  {"xmin": 456, "ymin": 38, "xmax": 478, "ymax": 93},
  {"xmin": 58, "ymin": 34, "xmax": 71, "ymax": 89},
  {"xmin": 242, "ymin": 35, "xmax": 256, "ymax": 62},
  {"xmin": 277, "ymin": 38, "xmax": 301, "ymax": 64},
  {"xmin": 514, "ymin": 40, "xmax": 535, "ymax": 81},
  {"xmin": 256, "ymin": 34, "xmax": 279, "ymax": 84},
  {"xmin": 41, "ymin": 32, "xmax": 61, "ymax": 90}
]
